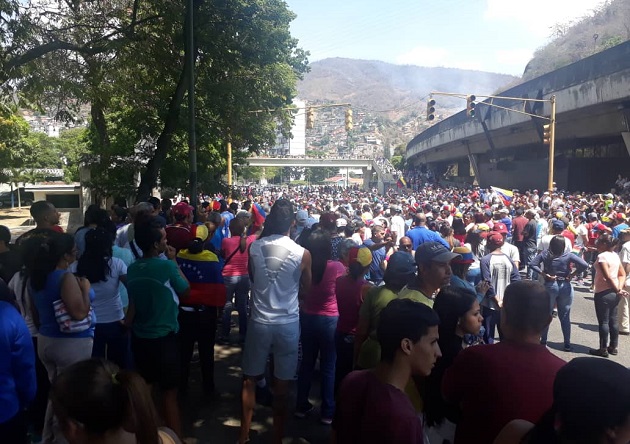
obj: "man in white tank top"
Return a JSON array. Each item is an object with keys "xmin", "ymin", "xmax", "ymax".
[{"xmin": 239, "ymin": 200, "xmax": 312, "ymax": 444}]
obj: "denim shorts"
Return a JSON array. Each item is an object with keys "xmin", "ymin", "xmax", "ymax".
[{"xmin": 242, "ymin": 319, "xmax": 299, "ymax": 380}]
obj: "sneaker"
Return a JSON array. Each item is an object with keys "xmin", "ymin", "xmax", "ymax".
[
  {"xmin": 608, "ymin": 347, "xmax": 619, "ymax": 355},
  {"xmin": 320, "ymin": 417, "xmax": 333, "ymax": 425},
  {"xmin": 552, "ymin": 309, "xmax": 558, "ymax": 318},
  {"xmin": 294, "ymin": 403, "xmax": 314, "ymax": 419},
  {"xmin": 563, "ymin": 344, "xmax": 572, "ymax": 352},
  {"xmin": 620, "ymin": 331, "xmax": 630, "ymax": 336},
  {"xmin": 589, "ymin": 348, "xmax": 609, "ymax": 358}
]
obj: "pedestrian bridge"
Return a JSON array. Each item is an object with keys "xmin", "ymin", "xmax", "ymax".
[{"xmin": 245, "ymin": 157, "xmax": 394, "ymax": 191}]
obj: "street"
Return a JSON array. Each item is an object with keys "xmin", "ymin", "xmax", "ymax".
[{"xmin": 180, "ymin": 280, "xmax": 630, "ymax": 444}]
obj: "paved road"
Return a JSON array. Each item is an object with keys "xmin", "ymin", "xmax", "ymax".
[{"xmin": 180, "ymin": 278, "xmax": 630, "ymax": 444}]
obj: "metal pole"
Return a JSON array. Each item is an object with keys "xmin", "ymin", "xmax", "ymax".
[
  {"xmin": 548, "ymin": 95, "xmax": 557, "ymax": 192},
  {"xmin": 227, "ymin": 140, "xmax": 233, "ymax": 192},
  {"xmin": 186, "ymin": 0, "xmax": 197, "ymax": 208}
]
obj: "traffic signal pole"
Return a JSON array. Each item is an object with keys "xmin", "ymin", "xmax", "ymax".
[
  {"xmin": 428, "ymin": 92, "xmax": 558, "ymax": 191},
  {"xmin": 548, "ymin": 95, "xmax": 557, "ymax": 192}
]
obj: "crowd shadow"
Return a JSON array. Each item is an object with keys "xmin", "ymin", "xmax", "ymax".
[{"xmin": 180, "ymin": 322, "xmax": 330, "ymax": 444}]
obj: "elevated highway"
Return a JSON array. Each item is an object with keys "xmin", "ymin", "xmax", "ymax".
[{"xmin": 406, "ymin": 41, "xmax": 630, "ymax": 191}]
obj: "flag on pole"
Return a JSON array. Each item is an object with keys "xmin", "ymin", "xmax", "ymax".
[
  {"xmin": 490, "ymin": 186, "xmax": 513, "ymax": 206},
  {"xmin": 397, "ymin": 176, "xmax": 407, "ymax": 189}
]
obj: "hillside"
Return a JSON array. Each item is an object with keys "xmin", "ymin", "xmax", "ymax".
[
  {"xmin": 297, "ymin": 58, "xmax": 518, "ymax": 120},
  {"xmin": 523, "ymin": 0, "xmax": 630, "ymax": 80}
]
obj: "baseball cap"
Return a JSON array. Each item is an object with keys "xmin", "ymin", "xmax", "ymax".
[
  {"xmin": 348, "ymin": 246, "xmax": 372, "ymax": 267},
  {"xmin": 172, "ymin": 201, "xmax": 193, "ymax": 217},
  {"xmin": 492, "ymin": 222, "xmax": 508, "ymax": 234},
  {"xmin": 552, "ymin": 220, "xmax": 565, "ymax": 231},
  {"xmin": 415, "ymin": 242, "xmax": 462, "ymax": 265},
  {"xmin": 191, "ymin": 223, "xmax": 209, "ymax": 242},
  {"xmin": 212, "ymin": 200, "xmax": 221, "ymax": 211},
  {"xmin": 336, "ymin": 218, "xmax": 348, "ymax": 228},
  {"xmin": 487, "ymin": 232, "xmax": 504, "ymax": 247},
  {"xmin": 451, "ymin": 246, "xmax": 474, "ymax": 264},
  {"xmin": 387, "ymin": 251, "xmax": 417, "ymax": 275},
  {"xmin": 616, "ymin": 213, "xmax": 626, "ymax": 221}
]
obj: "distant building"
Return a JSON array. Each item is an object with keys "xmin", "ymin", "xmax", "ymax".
[{"xmin": 270, "ymin": 98, "xmax": 306, "ymax": 156}]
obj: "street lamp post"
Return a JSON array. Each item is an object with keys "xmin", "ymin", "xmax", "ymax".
[{"xmin": 186, "ymin": 0, "xmax": 197, "ymax": 208}]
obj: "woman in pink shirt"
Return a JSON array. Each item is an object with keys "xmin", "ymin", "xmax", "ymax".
[
  {"xmin": 219, "ymin": 217, "xmax": 256, "ymax": 343},
  {"xmin": 334, "ymin": 246, "xmax": 373, "ymax": 394},
  {"xmin": 590, "ymin": 233, "xmax": 629, "ymax": 357},
  {"xmin": 295, "ymin": 231, "xmax": 346, "ymax": 424}
]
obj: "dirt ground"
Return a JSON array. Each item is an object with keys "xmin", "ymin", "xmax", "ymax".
[{"xmin": 0, "ymin": 207, "xmax": 32, "ymax": 228}]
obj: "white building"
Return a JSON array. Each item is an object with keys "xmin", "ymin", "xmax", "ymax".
[{"xmin": 270, "ymin": 98, "xmax": 306, "ymax": 156}]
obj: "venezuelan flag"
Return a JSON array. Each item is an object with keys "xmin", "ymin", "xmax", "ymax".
[
  {"xmin": 491, "ymin": 186, "xmax": 513, "ymax": 206},
  {"xmin": 397, "ymin": 176, "xmax": 407, "ymax": 189}
]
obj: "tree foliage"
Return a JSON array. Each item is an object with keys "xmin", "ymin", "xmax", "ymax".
[
  {"xmin": 1, "ymin": 0, "xmax": 309, "ymax": 200},
  {"xmin": 523, "ymin": 0, "xmax": 630, "ymax": 80}
]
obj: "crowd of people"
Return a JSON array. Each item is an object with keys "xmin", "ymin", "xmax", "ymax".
[{"xmin": 2, "ymin": 182, "xmax": 630, "ymax": 444}]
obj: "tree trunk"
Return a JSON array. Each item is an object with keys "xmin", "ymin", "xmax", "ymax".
[{"xmin": 136, "ymin": 4, "xmax": 195, "ymax": 202}]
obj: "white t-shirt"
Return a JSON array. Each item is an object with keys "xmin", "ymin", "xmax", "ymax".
[
  {"xmin": 538, "ymin": 234, "xmax": 571, "ymax": 254},
  {"xmin": 390, "ymin": 215, "xmax": 407, "ymax": 241},
  {"xmin": 70, "ymin": 257, "xmax": 128, "ymax": 323},
  {"xmin": 619, "ymin": 241, "xmax": 630, "ymax": 287},
  {"xmin": 574, "ymin": 224, "xmax": 588, "ymax": 248}
]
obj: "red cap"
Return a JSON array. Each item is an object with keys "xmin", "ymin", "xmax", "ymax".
[
  {"xmin": 492, "ymin": 222, "xmax": 508, "ymax": 234},
  {"xmin": 212, "ymin": 201, "xmax": 221, "ymax": 211},
  {"xmin": 172, "ymin": 202, "xmax": 193, "ymax": 217}
]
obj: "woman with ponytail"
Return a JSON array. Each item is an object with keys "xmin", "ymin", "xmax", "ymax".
[
  {"xmin": 51, "ymin": 358, "xmax": 182, "ymax": 444},
  {"xmin": 23, "ymin": 232, "xmax": 94, "ymax": 443},
  {"xmin": 73, "ymin": 227, "xmax": 129, "ymax": 368},
  {"xmin": 295, "ymin": 231, "xmax": 346, "ymax": 424}
]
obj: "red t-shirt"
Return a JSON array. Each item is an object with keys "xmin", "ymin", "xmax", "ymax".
[
  {"xmin": 333, "ymin": 370, "xmax": 424, "ymax": 444},
  {"xmin": 511, "ymin": 216, "xmax": 529, "ymax": 242},
  {"xmin": 442, "ymin": 341, "xmax": 565, "ymax": 444},
  {"xmin": 561, "ymin": 229, "xmax": 575, "ymax": 246},
  {"xmin": 165, "ymin": 223, "xmax": 193, "ymax": 252},
  {"xmin": 335, "ymin": 275, "xmax": 368, "ymax": 335}
]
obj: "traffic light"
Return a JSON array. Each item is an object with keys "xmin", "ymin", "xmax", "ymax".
[
  {"xmin": 466, "ymin": 95, "xmax": 476, "ymax": 118},
  {"xmin": 543, "ymin": 123, "xmax": 551, "ymax": 145},
  {"xmin": 306, "ymin": 107, "xmax": 315, "ymax": 129},
  {"xmin": 426, "ymin": 99, "xmax": 436, "ymax": 121},
  {"xmin": 345, "ymin": 109, "xmax": 353, "ymax": 131}
]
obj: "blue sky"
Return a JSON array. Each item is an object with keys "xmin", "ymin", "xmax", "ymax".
[{"xmin": 285, "ymin": 0, "xmax": 605, "ymax": 76}]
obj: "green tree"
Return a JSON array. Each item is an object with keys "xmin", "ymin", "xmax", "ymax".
[{"xmin": 3, "ymin": 0, "xmax": 309, "ymax": 200}]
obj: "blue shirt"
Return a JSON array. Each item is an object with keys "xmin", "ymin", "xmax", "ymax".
[
  {"xmin": 405, "ymin": 226, "xmax": 450, "ymax": 250},
  {"xmin": 363, "ymin": 239, "xmax": 385, "ymax": 283},
  {"xmin": 0, "ymin": 301, "xmax": 36, "ymax": 422},
  {"xmin": 34, "ymin": 269, "xmax": 96, "ymax": 339}
]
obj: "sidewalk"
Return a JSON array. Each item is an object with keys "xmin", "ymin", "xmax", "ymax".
[{"xmin": 181, "ymin": 339, "xmax": 330, "ymax": 444}]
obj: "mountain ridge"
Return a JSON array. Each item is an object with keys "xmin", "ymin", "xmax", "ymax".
[{"xmin": 297, "ymin": 57, "xmax": 519, "ymax": 120}]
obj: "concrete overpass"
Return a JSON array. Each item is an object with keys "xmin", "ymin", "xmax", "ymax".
[
  {"xmin": 406, "ymin": 41, "xmax": 630, "ymax": 191},
  {"xmin": 246, "ymin": 156, "xmax": 395, "ymax": 191}
]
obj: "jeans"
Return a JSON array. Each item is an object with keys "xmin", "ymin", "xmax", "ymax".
[
  {"xmin": 38, "ymin": 335, "xmax": 93, "ymax": 443},
  {"xmin": 526, "ymin": 247, "xmax": 538, "ymax": 280},
  {"xmin": 540, "ymin": 281, "xmax": 574, "ymax": 347},
  {"xmin": 481, "ymin": 306, "xmax": 501, "ymax": 344},
  {"xmin": 92, "ymin": 321, "xmax": 131, "ymax": 369},
  {"xmin": 594, "ymin": 290, "xmax": 620, "ymax": 349},
  {"xmin": 334, "ymin": 332, "xmax": 354, "ymax": 395},
  {"xmin": 221, "ymin": 274, "xmax": 250, "ymax": 339},
  {"xmin": 178, "ymin": 308, "xmax": 218, "ymax": 394},
  {"xmin": 296, "ymin": 313, "xmax": 338, "ymax": 419}
]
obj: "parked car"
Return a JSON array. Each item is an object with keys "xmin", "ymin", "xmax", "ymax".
[{"xmin": 0, "ymin": 190, "xmax": 34, "ymax": 207}]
